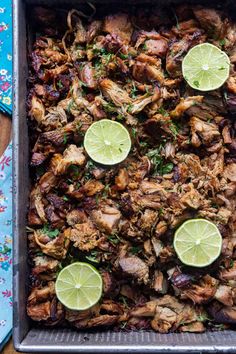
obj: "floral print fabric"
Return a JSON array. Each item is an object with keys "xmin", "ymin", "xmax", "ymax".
[
  {"xmin": 0, "ymin": 0, "xmax": 12, "ymax": 349},
  {"xmin": 0, "ymin": 0, "xmax": 12, "ymax": 115},
  {"xmin": 0, "ymin": 143, "xmax": 12, "ymax": 350}
]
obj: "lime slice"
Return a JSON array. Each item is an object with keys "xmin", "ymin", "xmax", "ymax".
[
  {"xmin": 55, "ymin": 262, "xmax": 103, "ymax": 310},
  {"xmin": 174, "ymin": 219, "xmax": 222, "ymax": 267},
  {"xmin": 182, "ymin": 43, "xmax": 230, "ymax": 91},
  {"xmin": 84, "ymin": 119, "xmax": 131, "ymax": 165}
]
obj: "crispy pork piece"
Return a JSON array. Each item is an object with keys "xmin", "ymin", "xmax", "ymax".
[
  {"xmin": 29, "ymin": 96, "xmax": 45, "ymax": 123},
  {"xmin": 103, "ymin": 13, "xmax": 133, "ymax": 44},
  {"xmin": 34, "ymin": 228, "xmax": 70, "ymax": 259},
  {"xmin": 39, "ymin": 172, "xmax": 58, "ymax": 194},
  {"xmin": 179, "ymin": 321, "xmax": 205, "ymax": 333},
  {"xmin": 208, "ymin": 301, "xmax": 236, "ymax": 324},
  {"xmin": 214, "ymin": 285, "xmax": 234, "ymax": 307},
  {"xmin": 70, "ymin": 221, "xmax": 100, "ymax": 251},
  {"xmin": 28, "ymin": 186, "xmax": 47, "ymax": 225},
  {"xmin": 50, "ymin": 145, "xmax": 86, "ymax": 175},
  {"xmin": 132, "ymin": 54, "xmax": 164, "ymax": 83},
  {"xmin": 152, "ymin": 270, "xmax": 168, "ymax": 294},
  {"xmin": 193, "ymin": 8, "xmax": 224, "ymax": 39},
  {"xmin": 79, "ymin": 62, "xmax": 97, "ymax": 89},
  {"xmin": 181, "ymin": 275, "xmax": 218, "ymax": 304},
  {"xmin": 28, "ymin": 282, "xmax": 55, "ymax": 305},
  {"xmin": 190, "ymin": 117, "xmax": 220, "ymax": 147},
  {"xmin": 145, "ymin": 38, "xmax": 168, "ymax": 57},
  {"xmin": 170, "ymin": 96, "xmax": 203, "ymax": 118},
  {"xmin": 32, "ymin": 256, "xmax": 59, "ymax": 275},
  {"xmin": 119, "ymin": 256, "xmax": 149, "ymax": 284},
  {"xmin": 99, "ymin": 78, "xmax": 132, "ymax": 107},
  {"xmin": 87, "ymin": 315, "xmax": 119, "ymax": 328},
  {"xmin": 91, "ymin": 204, "xmax": 121, "ymax": 233},
  {"xmin": 223, "ymin": 163, "xmax": 236, "ymax": 182},
  {"xmin": 27, "ymin": 301, "xmax": 51, "ymax": 322}
]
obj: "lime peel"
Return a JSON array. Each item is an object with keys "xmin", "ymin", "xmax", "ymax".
[{"xmin": 173, "ymin": 218, "xmax": 222, "ymax": 268}]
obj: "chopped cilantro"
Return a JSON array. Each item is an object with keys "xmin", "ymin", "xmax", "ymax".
[
  {"xmin": 79, "ymin": 79, "xmax": 88, "ymax": 88},
  {"xmin": 63, "ymin": 133, "xmax": 68, "ymax": 145},
  {"xmin": 127, "ymin": 103, "xmax": 134, "ymax": 113},
  {"xmin": 146, "ymin": 147, "xmax": 174, "ymax": 176},
  {"xmin": 107, "ymin": 233, "xmax": 121, "ymax": 245},
  {"xmin": 162, "ymin": 162, "xmax": 174, "ymax": 174},
  {"xmin": 119, "ymin": 295, "xmax": 129, "ymax": 308},
  {"xmin": 67, "ymin": 99, "xmax": 74, "ymax": 114},
  {"xmin": 85, "ymin": 250, "xmax": 99, "ymax": 263},
  {"xmin": 219, "ymin": 38, "xmax": 226, "ymax": 46},
  {"xmin": 35, "ymin": 165, "xmax": 45, "ymax": 177},
  {"xmin": 102, "ymin": 53, "xmax": 113, "ymax": 65},
  {"xmin": 116, "ymin": 113, "xmax": 125, "ymax": 121},
  {"xmin": 130, "ymin": 83, "xmax": 138, "ymax": 98},
  {"xmin": 196, "ymin": 313, "xmax": 211, "ymax": 322},
  {"xmin": 104, "ymin": 102, "xmax": 117, "ymax": 114},
  {"xmin": 119, "ymin": 53, "xmax": 128, "ymax": 59},
  {"xmin": 172, "ymin": 9, "xmax": 179, "ymax": 29},
  {"xmin": 131, "ymin": 127, "xmax": 137, "ymax": 138},
  {"xmin": 193, "ymin": 80, "xmax": 200, "ymax": 88},
  {"xmin": 143, "ymin": 42, "xmax": 147, "ymax": 50},
  {"xmin": 76, "ymin": 122, "xmax": 83, "ymax": 133},
  {"xmin": 211, "ymin": 202, "xmax": 219, "ymax": 209},
  {"xmin": 102, "ymin": 184, "xmax": 110, "ymax": 198},
  {"xmin": 158, "ymin": 107, "xmax": 169, "ymax": 117},
  {"xmin": 41, "ymin": 225, "xmax": 60, "ymax": 239},
  {"xmin": 140, "ymin": 141, "xmax": 148, "ymax": 148},
  {"xmin": 95, "ymin": 194, "xmax": 100, "ymax": 205},
  {"xmin": 130, "ymin": 245, "xmax": 142, "ymax": 254},
  {"xmin": 57, "ymin": 80, "xmax": 63, "ymax": 89},
  {"xmin": 35, "ymin": 251, "xmax": 45, "ymax": 257},
  {"xmin": 83, "ymin": 160, "xmax": 95, "ymax": 181},
  {"xmin": 69, "ymin": 164, "xmax": 80, "ymax": 178},
  {"xmin": 145, "ymin": 86, "xmax": 151, "ymax": 95},
  {"xmin": 169, "ymin": 121, "xmax": 179, "ymax": 139},
  {"xmin": 159, "ymin": 208, "xmax": 164, "ymax": 216}
]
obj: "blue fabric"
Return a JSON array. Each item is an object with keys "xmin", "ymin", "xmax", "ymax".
[
  {"xmin": 0, "ymin": 1, "xmax": 13, "ymax": 115},
  {"xmin": 0, "ymin": 143, "xmax": 12, "ymax": 350},
  {"xmin": 0, "ymin": 0, "xmax": 12, "ymax": 349}
]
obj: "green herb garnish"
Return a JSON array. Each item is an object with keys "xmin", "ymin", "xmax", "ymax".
[
  {"xmin": 85, "ymin": 250, "xmax": 99, "ymax": 263},
  {"xmin": 107, "ymin": 233, "xmax": 121, "ymax": 245},
  {"xmin": 41, "ymin": 225, "xmax": 60, "ymax": 239}
]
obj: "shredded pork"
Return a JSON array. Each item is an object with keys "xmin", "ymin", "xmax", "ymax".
[{"xmin": 26, "ymin": 4, "xmax": 236, "ymax": 333}]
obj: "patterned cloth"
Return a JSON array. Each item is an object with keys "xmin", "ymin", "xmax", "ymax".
[
  {"xmin": 0, "ymin": 0, "xmax": 12, "ymax": 350},
  {"xmin": 0, "ymin": 143, "xmax": 12, "ymax": 350},
  {"xmin": 0, "ymin": 1, "xmax": 13, "ymax": 115}
]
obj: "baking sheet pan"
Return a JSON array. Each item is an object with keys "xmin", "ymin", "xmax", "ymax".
[{"xmin": 13, "ymin": 0, "xmax": 236, "ymax": 352}]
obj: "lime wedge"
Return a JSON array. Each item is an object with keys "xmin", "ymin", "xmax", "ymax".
[
  {"xmin": 84, "ymin": 119, "xmax": 131, "ymax": 165},
  {"xmin": 55, "ymin": 262, "xmax": 103, "ymax": 310},
  {"xmin": 182, "ymin": 43, "xmax": 230, "ymax": 91},
  {"xmin": 174, "ymin": 219, "xmax": 222, "ymax": 267}
]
